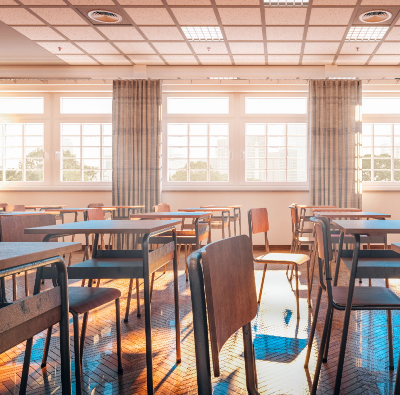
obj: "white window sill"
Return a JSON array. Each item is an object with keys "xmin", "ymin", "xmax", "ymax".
[
  {"xmin": 162, "ymin": 184, "xmax": 309, "ymax": 192},
  {"xmin": 362, "ymin": 183, "xmax": 400, "ymax": 192},
  {"xmin": 0, "ymin": 185, "xmax": 112, "ymax": 192}
]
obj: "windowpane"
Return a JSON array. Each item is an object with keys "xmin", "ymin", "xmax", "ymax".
[
  {"xmin": 61, "ymin": 97, "xmax": 112, "ymax": 114},
  {"xmin": 0, "ymin": 97, "xmax": 43, "ymax": 114},
  {"xmin": 245, "ymin": 97, "xmax": 306, "ymax": 114},
  {"xmin": 60, "ymin": 123, "xmax": 111, "ymax": 182},
  {"xmin": 168, "ymin": 97, "xmax": 229, "ymax": 114},
  {"xmin": 363, "ymin": 98, "xmax": 400, "ymax": 114}
]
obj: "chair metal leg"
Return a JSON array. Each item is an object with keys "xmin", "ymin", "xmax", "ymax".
[
  {"xmin": 41, "ymin": 326, "xmax": 53, "ymax": 368},
  {"xmin": 115, "ymin": 298, "xmax": 123, "ymax": 375},
  {"xmin": 304, "ymin": 287, "xmax": 323, "ymax": 368},
  {"xmin": 12, "ymin": 274, "xmax": 17, "ymax": 300},
  {"xmin": 136, "ymin": 278, "xmax": 141, "ymax": 318},
  {"xmin": 20, "ymin": 337, "xmax": 33, "ymax": 394},
  {"xmin": 322, "ymin": 309, "xmax": 334, "ymax": 363},
  {"xmin": 24, "ymin": 272, "xmax": 29, "ymax": 297},
  {"xmin": 387, "ymin": 277, "xmax": 394, "ymax": 370},
  {"xmin": 185, "ymin": 245, "xmax": 189, "ymax": 281},
  {"xmin": 295, "ymin": 265, "xmax": 300, "ymax": 320},
  {"xmin": 80, "ymin": 312, "xmax": 89, "ymax": 364},
  {"xmin": 306, "ymin": 259, "xmax": 310, "ymax": 308},
  {"xmin": 150, "ymin": 272, "xmax": 155, "ymax": 301},
  {"xmin": 125, "ymin": 278, "xmax": 134, "ymax": 322},
  {"xmin": 243, "ymin": 322, "xmax": 260, "ymax": 395},
  {"xmin": 258, "ymin": 265, "xmax": 267, "ymax": 304},
  {"xmin": 71, "ymin": 312, "xmax": 82, "ymax": 395}
]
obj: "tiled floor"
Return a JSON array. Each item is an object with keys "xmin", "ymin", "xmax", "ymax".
[{"xmin": 1, "ymin": 247, "xmax": 400, "ymax": 394}]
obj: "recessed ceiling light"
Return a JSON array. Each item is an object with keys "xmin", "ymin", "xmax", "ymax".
[
  {"xmin": 264, "ymin": 0, "xmax": 308, "ymax": 5},
  {"xmin": 88, "ymin": 10, "xmax": 122, "ymax": 24},
  {"xmin": 360, "ymin": 10, "xmax": 392, "ymax": 24},
  {"xmin": 182, "ymin": 27, "xmax": 223, "ymax": 41},
  {"xmin": 346, "ymin": 26, "xmax": 388, "ymax": 41},
  {"xmin": 209, "ymin": 77, "xmax": 238, "ymax": 79}
]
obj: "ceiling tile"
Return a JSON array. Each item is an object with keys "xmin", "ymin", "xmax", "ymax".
[
  {"xmin": 198, "ymin": 55, "xmax": 232, "ymax": 64},
  {"xmin": 163, "ymin": 54, "xmax": 198, "ymax": 64},
  {"xmin": 36, "ymin": 41, "xmax": 83, "ymax": 54},
  {"xmin": 32, "ymin": 8, "xmax": 88, "ymax": 25},
  {"xmin": 267, "ymin": 42, "xmax": 302, "ymax": 54},
  {"xmin": 306, "ymin": 26, "xmax": 347, "ymax": 41},
  {"xmin": 12, "ymin": 26, "xmax": 65, "ymax": 40},
  {"xmin": 218, "ymin": 8, "xmax": 261, "ymax": 25},
  {"xmin": 172, "ymin": 8, "xmax": 218, "ymax": 25},
  {"xmin": 266, "ymin": 27, "xmax": 303, "ymax": 41},
  {"xmin": 55, "ymin": 26, "xmax": 105, "ymax": 40},
  {"xmin": 302, "ymin": 55, "xmax": 334, "ymax": 65},
  {"xmin": 369, "ymin": 55, "xmax": 400, "ymax": 65},
  {"xmin": 128, "ymin": 54, "xmax": 165, "ymax": 64},
  {"xmin": 341, "ymin": 42, "xmax": 377, "ymax": 55},
  {"xmin": 0, "ymin": 0, "xmax": 18, "ymax": 4},
  {"xmin": 167, "ymin": 0, "xmax": 211, "ymax": 4},
  {"xmin": 191, "ymin": 42, "xmax": 228, "ymax": 54},
  {"xmin": 56, "ymin": 54, "xmax": 97, "ymax": 64},
  {"xmin": 97, "ymin": 26, "xmax": 144, "ymax": 40},
  {"xmin": 92, "ymin": 55, "xmax": 132, "ymax": 65},
  {"xmin": 69, "ymin": 0, "xmax": 114, "ymax": 4},
  {"xmin": 216, "ymin": 0, "xmax": 259, "ymax": 3},
  {"xmin": 377, "ymin": 42, "xmax": 400, "ymax": 55},
  {"xmin": 268, "ymin": 55, "xmax": 299, "ymax": 65},
  {"xmin": 313, "ymin": 0, "xmax": 356, "ymax": 4},
  {"xmin": 233, "ymin": 55, "xmax": 265, "ymax": 65},
  {"xmin": 0, "ymin": 8, "xmax": 44, "ymax": 25},
  {"xmin": 385, "ymin": 27, "xmax": 400, "ymax": 41},
  {"xmin": 309, "ymin": 8, "xmax": 353, "ymax": 25},
  {"xmin": 19, "ymin": 0, "xmax": 66, "ymax": 4},
  {"xmin": 336, "ymin": 55, "xmax": 369, "ymax": 65},
  {"xmin": 229, "ymin": 42, "xmax": 264, "ymax": 54},
  {"xmin": 361, "ymin": 0, "xmax": 400, "ymax": 4},
  {"xmin": 119, "ymin": 0, "xmax": 162, "ymax": 3},
  {"xmin": 76, "ymin": 41, "xmax": 119, "ymax": 54},
  {"xmin": 304, "ymin": 42, "xmax": 340, "ymax": 54},
  {"xmin": 152, "ymin": 42, "xmax": 192, "ymax": 54},
  {"xmin": 140, "ymin": 26, "xmax": 184, "ymax": 41},
  {"xmin": 224, "ymin": 26, "xmax": 263, "ymax": 41},
  {"xmin": 264, "ymin": 8, "xmax": 307, "ymax": 25},
  {"xmin": 115, "ymin": 42, "xmax": 156, "ymax": 54},
  {"xmin": 124, "ymin": 8, "xmax": 175, "ymax": 25}
]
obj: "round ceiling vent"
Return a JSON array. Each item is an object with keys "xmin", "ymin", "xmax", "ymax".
[
  {"xmin": 88, "ymin": 10, "xmax": 122, "ymax": 24},
  {"xmin": 359, "ymin": 10, "xmax": 392, "ymax": 24}
]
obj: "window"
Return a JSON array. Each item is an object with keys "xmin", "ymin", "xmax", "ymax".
[
  {"xmin": 167, "ymin": 123, "xmax": 229, "ymax": 182},
  {"xmin": 0, "ymin": 97, "xmax": 43, "ymax": 114},
  {"xmin": 245, "ymin": 123, "xmax": 307, "ymax": 182},
  {"xmin": 361, "ymin": 123, "xmax": 400, "ymax": 182},
  {"xmin": 0, "ymin": 123, "xmax": 44, "ymax": 182},
  {"xmin": 61, "ymin": 97, "xmax": 112, "ymax": 114},
  {"xmin": 167, "ymin": 97, "xmax": 229, "ymax": 114},
  {"xmin": 363, "ymin": 98, "xmax": 400, "ymax": 114},
  {"xmin": 61, "ymin": 123, "xmax": 112, "ymax": 182},
  {"xmin": 245, "ymin": 97, "xmax": 307, "ymax": 114}
]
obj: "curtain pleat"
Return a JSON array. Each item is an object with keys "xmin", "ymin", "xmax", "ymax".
[
  {"xmin": 309, "ymin": 80, "xmax": 362, "ymax": 208},
  {"xmin": 112, "ymin": 80, "xmax": 161, "ymax": 247}
]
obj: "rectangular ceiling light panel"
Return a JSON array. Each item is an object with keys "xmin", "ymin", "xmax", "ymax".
[
  {"xmin": 264, "ymin": 0, "xmax": 308, "ymax": 5},
  {"xmin": 182, "ymin": 26, "xmax": 223, "ymax": 41},
  {"xmin": 346, "ymin": 26, "xmax": 389, "ymax": 41}
]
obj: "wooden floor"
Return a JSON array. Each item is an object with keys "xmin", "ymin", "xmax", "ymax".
[{"xmin": 1, "ymin": 247, "xmax": 400, "ymax": 394}]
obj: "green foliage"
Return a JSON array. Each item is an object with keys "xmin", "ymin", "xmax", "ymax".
[
  {"xmin": 62, "ymin": 149, "xmax": 99, "ymax": 182},
  {"xmin": 5, "ymin": 147, "xmax": 43, "ymax": 182}
]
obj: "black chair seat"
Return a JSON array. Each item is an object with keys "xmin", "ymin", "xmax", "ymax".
[{"xmin": 68, "ymin": 287, "xmax": 121, "ymax": 314}]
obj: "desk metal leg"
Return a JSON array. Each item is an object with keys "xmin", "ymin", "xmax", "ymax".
[
  {"xmin": 334, "ymin": 234, "xmax": 360, "ymax": 395},
  {"xmin": 333, "ymin": 231, "xmax": 345, "ymax": 286},
  {"xmin": 172, "ymin": 229, "xmax": 181, "ymax": 363}
]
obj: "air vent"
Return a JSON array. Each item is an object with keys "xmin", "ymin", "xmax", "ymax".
[
  {"xmin": 88, "ymin": 10, "xmax": 122, "ymax": 24},
  {"xmin": 359, "ymin": 10, "xmax": 392, "ymax": 24}
]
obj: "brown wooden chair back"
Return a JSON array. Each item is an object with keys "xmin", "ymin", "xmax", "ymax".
[
  {"xmin": 201, "ymin": 235, "xmax": 257, "ymax": 376},
  {"xmin": 0, "ymin": 203, "xmax": 7, "ymax": 210},
  {"xmin": 88, "ymin": 203, "xmax": 104, "ymax": 208},
  {"xmin": 154, "ymin": 203, "xmax": 171, "ymax": 212},
  {"xmin": 5, "ymin": 205, "xmax": 25, "ymax": 212},
  {"xmin": 249, "ymin": 208, "xmax": 269, "ymax": 234},
  {"xmin": 313, "ymin": 216, "xmax": 333, "ymax": 263},
  {"xmin": 0, "ymin": 214, "xmax": 56, "ymax": 242},
  {"xmin": 86, "ymin": 208, "xmax": 105, "ymax": 221}
]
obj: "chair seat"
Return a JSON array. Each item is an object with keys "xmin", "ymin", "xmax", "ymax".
[
  {"xmin": 255, "ymin": 252, "xmax": 310, "ymax": 265},
  {"xmin": 298, "ymin": 236, "xmax": 314, "ymax": 243},
  {"xmin": 332, "ymin": 286, "xmax": 400, "ymax": 308},
  {"xmin": 68, "ymin": 287, "xmax": 121, "ymax": 314}
]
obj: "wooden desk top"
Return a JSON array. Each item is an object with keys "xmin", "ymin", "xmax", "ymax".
[
  {"xmin": 44, "ymin": 207, "xmax": 116, "ymax": 213},
  {"xmin": 25, "ymin": 205, "xmax": 66, "ymax": 209},
  {"xmin": 179, "ymin": 207, "xmax": 232, "ymax": 212},
  {"xmin": 332, "ymin": 220, "xmax": 400, "ymax": 235},
  {"xmin": 200, "ymin": 205, "xmax": 242, "ymax": 209},
  {"xmin": 130, "ymin": 211, "xmax": 212, "ymax": 219},
  {"xmin": 0, "ymin": 242, "xmax": 81, "ymax": 272},
  {"xmin": 25, "ymin": 219, "xmax": 181, "ymax": 235},
  {"xmin": 297, "ymin": 205, "xmax": 336, "ymax": 209},
  {"xmin": 93, "ymin": 205, "xmax": 144, "ymax": 209},
  {"xmin": 315, "ymin": 212, "xmax": 391, "ymax": 219},
  {"xmin": 312, "ymin": 207, "xmax": 361, "ymax": 212},
  {"xmin": 0, "ymin": 212, "xmax": 49, "ymax": 216}
]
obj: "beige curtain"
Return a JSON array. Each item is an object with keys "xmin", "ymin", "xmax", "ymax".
[
  {"xmin": 309, "ymin": 80, "xmax": 362, "ymax": 208},
  {"xmin": 112, "ymin": 80, "xmax": 161, "ymax": 216}
]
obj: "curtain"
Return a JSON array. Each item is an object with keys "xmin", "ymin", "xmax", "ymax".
[
  {"xmin": 309, "ymin": 80, "xmax": 362, "ymax": 208},
  {"xmin": 112, "ymin": 79, "xmax": 161, "ymax": 217}
]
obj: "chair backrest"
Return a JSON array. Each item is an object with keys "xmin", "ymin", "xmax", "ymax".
[
  {"xmin": 289, "ymin": 204, "xmax": 300, "ymax": 236},
  {"xmin": 248, "ymin": 208, "xmax": 270, "ymax": 254},
  {"xmin": 86, "ymin": 207, "xmax": 104, "ymax": 221},
  {"xmin": 195, "ymin": 235, "xmax": 257, "ymax": 376},
  {"xmin": 5, "ymin": 205, "xmax": 25, "ymax": 212},
  {"xmin": 0, "ymin": 213, "xmax": 56, "ymax": 242},
  {"xmin": 0, "ymin": 203, "xmax": 7, "ymax": 210},
  {"xmin": 88, "ymin": 203, "xmax": 104, "ymax": 208},
  {"xmin": 154, "ymin": 203, "xmax": 171, "ymax": 212}
]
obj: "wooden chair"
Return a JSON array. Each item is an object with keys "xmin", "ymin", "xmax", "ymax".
[
  {"xmin": 248, "ymin": 208, "xmax": 311, "ymax": 318},
  {"xmin": 0, "ymin": 203, "xmax": 7, "ymax": 211},
  {"xmin": 187, "ymin": 235, "xmax": 259, "ymax": 395},
  {"xmin": 289, "ymin": 204, "xmax": 315, "ymax": 254},
  {"xmin": 5, "ymin": 204, "xmax": 25, "ymax": 212},
  {"xmin": 0, "ymin": 213, "xmax": 56, "ymax": 300},
  {"xmin": 305, "ymin": 216, "xmax": 400, "ymax": 395}
]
